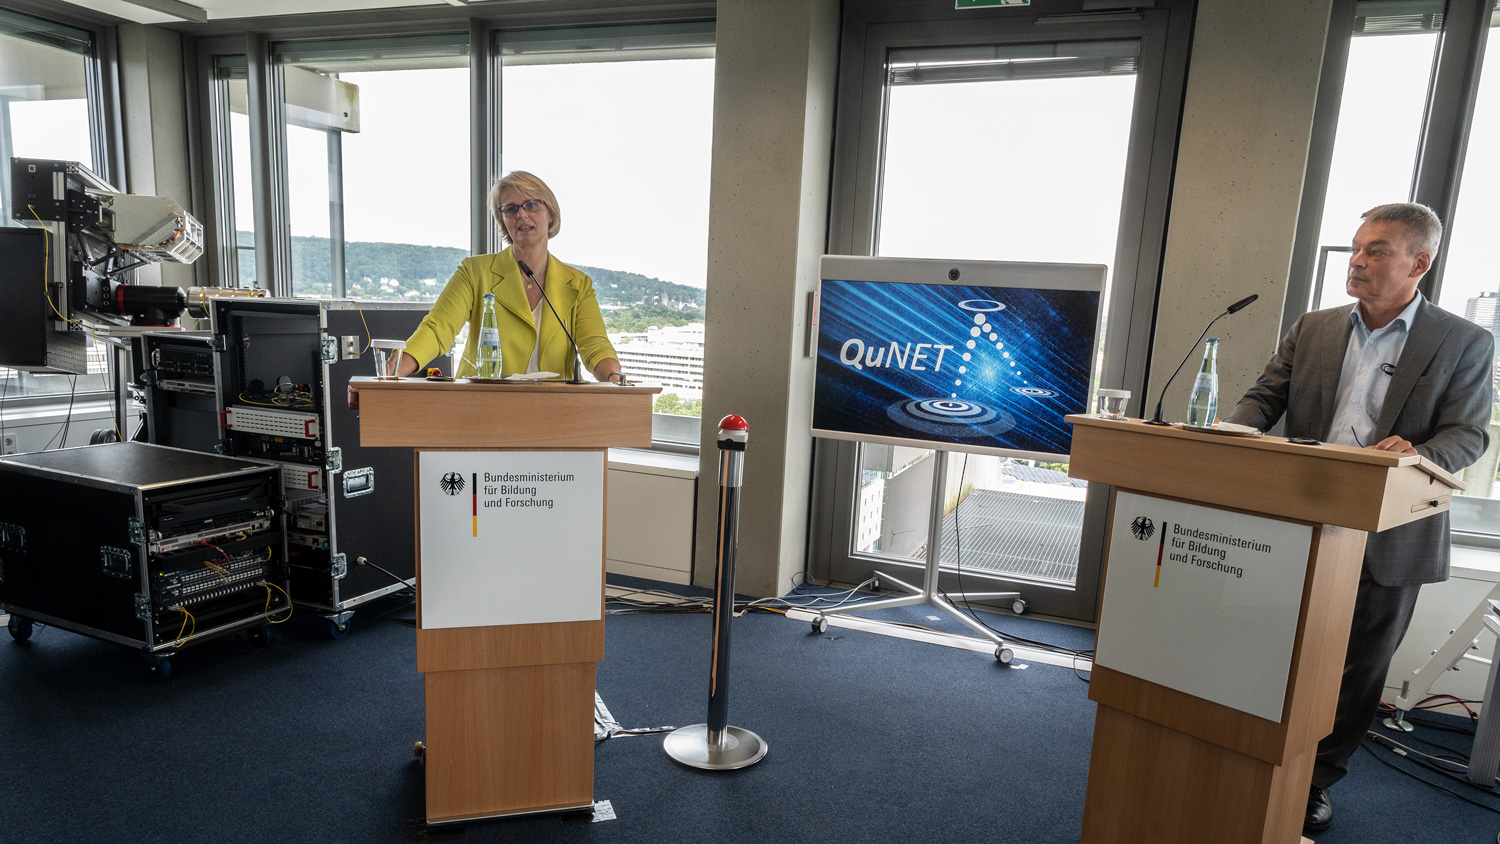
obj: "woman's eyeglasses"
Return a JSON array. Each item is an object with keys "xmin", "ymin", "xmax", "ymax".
[{"xmin": 499, "ymin": 198, "xmax": 547, "ymax": 219}]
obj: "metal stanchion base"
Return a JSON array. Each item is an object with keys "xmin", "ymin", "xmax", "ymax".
[{"xmin": 663, "ymin": 724, "xmax": 768, "ymax": 770}]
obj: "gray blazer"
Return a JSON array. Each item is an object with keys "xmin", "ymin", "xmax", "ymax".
[{"xmin": 1225, "ymin": 297, "xmax": 1495, "ymax": 586}]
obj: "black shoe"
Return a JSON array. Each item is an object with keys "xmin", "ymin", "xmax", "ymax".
[{"xmin": 1305, "ymin": 785, "xmax": 1333, "ymax": 831}]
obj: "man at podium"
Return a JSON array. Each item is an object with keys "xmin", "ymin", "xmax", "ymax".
[{"xmin": 1224, "ymin": 202, "xmax": 1495, "ymax": 832}]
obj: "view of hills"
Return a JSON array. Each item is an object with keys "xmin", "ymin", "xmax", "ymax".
[{"xmin": 236, "ymin": 233, "xmax": 705, "ymax": 332}]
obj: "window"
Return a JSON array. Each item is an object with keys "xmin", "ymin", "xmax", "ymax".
[
  {"xmin": 855, "ymin": 41, "xmax": 1137, "ymax": 598},
  {"xmin": 1433, "ymin": 9, "xmax": 1500, "ymax": 538},
  {"xmin": 0, "ymin": 9, "xmax": 94, "ymax": 189},
  {"xmin": 1295, "ymin": 1, "xmax": 1500, "ymax": 542},
  {"xmin": 497, "ymin": 25, "xmax": 714, "ymax": 437},
  {"xmin": 0, "ymin": 7, "xmax": 107, "ymax": 400},
  {"xmin": 209, "ymin": 55, "xmax": 256, "ymax": 287},
  {"xmin": 274, "ymin": 36, "xmax": 472, "ymax": 300},
  {"xmin": 1306, "ymin": 5, "xmax": 1440, "ymax": 312},
  {"xmin": 211, "ymin": 20, "xmax": 715, "ymax": 450},
  {"xmin": 814, "ymin": 3, "xmax": 1195, "ymax": 623}
]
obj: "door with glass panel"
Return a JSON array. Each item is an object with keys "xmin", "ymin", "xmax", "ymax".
[{"xmin": 813, "ymin": 3, "xmax": 1193, "ymax": 622}]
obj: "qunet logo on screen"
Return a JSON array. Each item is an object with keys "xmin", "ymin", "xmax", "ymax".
[{"xmin": 812, "ymin": 276, "xmax": 1099, "ymax": 458}]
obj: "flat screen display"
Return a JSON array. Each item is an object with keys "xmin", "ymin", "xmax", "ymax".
[{"xmin": 812, "ymin": 256, "xmax": 1105, "ymax": 460}]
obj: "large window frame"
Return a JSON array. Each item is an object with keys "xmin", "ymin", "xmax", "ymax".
[
  {"xmin": 274, "ymin": 34, "xmax": 473, "ymax": 300},
  {"xmin": 808, "ymin": 0, "xmax": 1196, "ymax": 623},
  {"xmin": 188, "ymin": 9, "xmax": 715, "ymax": 450},
  {"xmin": 1288, "ymin": 0, "xmax": 1500, "ymax": 546},
  {"xmin": 0, "ymin": 1, "xmax": 125, "ymax": 411}
]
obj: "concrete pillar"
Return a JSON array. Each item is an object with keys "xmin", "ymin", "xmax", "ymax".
[
  {"xmin": 1150, "ymin": 0, "xmax": 1335, "ymax": 411},
  {"xmin": 693, "ymin": 0, "xmax": 840, "ymax": 596},
  {"xmin": 116, "ymin": 23, "xmax": 193, "ymax": 289}
]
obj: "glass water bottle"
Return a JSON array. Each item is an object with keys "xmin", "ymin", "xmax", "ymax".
[
  {"xmin": 476, "ymin": 293, "xmax": 503, "ymax": 379},
  {"xmin": 1185, "ymin": 337, "xmax": 1220, "ymax": 428}
]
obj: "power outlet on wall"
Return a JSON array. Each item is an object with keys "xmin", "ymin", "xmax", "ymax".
[{"xmin": 1, "ymin": 434, "xmax": 17, "ymax": 455}]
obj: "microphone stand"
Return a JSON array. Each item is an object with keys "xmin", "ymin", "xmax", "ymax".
[
  {"xmin": 1144, "ymin": 294, "xmax": 1258, "ymax": 426},
  {"xmin": 517, "ymin": 258, "xmax": 585, "ymax": 384}
]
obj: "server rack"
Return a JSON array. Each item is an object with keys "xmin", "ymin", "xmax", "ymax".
[
  {"xmin": 211, "ymin": 299, "xmax": 427, "ymax": 636},
  {"xmin": 134, "ymin": 332, "xmax": 220, "ymax": 454},
  {"xmin": 0, "ymin": 442, "xmax": 288, "ymax": 679}
]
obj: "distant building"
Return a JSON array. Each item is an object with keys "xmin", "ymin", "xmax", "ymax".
[
  {"xmin": 1465, "ymin": 290, "xmax": 1500, "ymax": 345},
  {"xmin": 612, "ymin": 323, "xmax": 705, "ymax": 399}
]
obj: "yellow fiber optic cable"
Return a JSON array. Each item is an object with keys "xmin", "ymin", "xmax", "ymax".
[
  {"xmin": 263, "ymin": 581, "xmax": 293, "ymax": 623},
  {"xmin": 171, "ymin": 606, "xmax": 196, "ymax": 648}
]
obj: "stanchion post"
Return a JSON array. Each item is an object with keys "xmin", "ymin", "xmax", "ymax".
[{"xmin": 663, "ymin": 415, "xmax": 768, "ymax": 770}]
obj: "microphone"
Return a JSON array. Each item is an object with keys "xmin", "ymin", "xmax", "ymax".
[
  {"xmin": 1226, "ymin": 294, "xmax": 1258, "ymax": 314},
  {"xmin": 516, "ymin": 258, "xmax": 584, "ymax": 384},
  {"xmin": 1144, "ymin": 294, "xmax": 1259, "ymax": 426}
]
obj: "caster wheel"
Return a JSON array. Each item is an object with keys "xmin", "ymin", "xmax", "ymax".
[
  {"xmin": 329, "ymin": 619, "xmax": 351, "ymax": 639},
  {"xmin": 7, "ymin": 615, "xmax": 34, "ymax": 641},
  {"xmin": 1012, "ymin": 599, "xmax": 1028, "ymax": 615},
  {"xmin": 996, "ymin": 646, "xmax": 1014, "ymax": 664},
  {"xmin": 811, "ymin": 615, "xmax": 829, "ymax": 635},
  {"xmin": 247, "ymin": 624, "xmax": 272, "ymax": 647},
  {"xmin": 414, "ymin": 741, "xmax": 425, "ymax": 759},
  {"xmin": 148, "ymin": 656, "xmax": 172, "ymax": 681}
]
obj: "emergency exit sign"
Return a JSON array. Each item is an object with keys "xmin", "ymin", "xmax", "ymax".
[{"xmin": 957, "ymin": 0, "xmax": 1030, "ymax": 8}]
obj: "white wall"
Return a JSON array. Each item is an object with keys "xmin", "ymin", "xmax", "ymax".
[{"xmin": 1, "ymin": 403, "xmax": 120, "ymax": 454}]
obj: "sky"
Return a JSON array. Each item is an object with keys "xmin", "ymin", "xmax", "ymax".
[{"xmin": 877, "ymin": 74, "xmax": 1135, "ymax": 279}]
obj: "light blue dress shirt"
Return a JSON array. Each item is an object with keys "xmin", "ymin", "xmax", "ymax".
[{"xmin": 1326, "ymin": 293, "xmax": 1425, "ymax": 447}]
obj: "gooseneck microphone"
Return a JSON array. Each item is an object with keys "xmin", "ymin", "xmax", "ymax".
[
  {"xmin": 1144, "ymin": 294, "xmax": 1259, "ymax": 426},
  {"xmin": 516, "ymin": 259, "xmax": 584, "ymax": 384}
]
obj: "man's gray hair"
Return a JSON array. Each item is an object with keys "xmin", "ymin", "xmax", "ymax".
[{"xmin": 1362, "ymin": 203, "xmax": 1443, "ymax": 257}]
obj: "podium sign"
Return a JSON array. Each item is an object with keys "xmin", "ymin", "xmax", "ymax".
[
  {"xmin": 417, "ymin": 450, "xmax": 604, "ymax": 630},
  {"xmin": 1095, "ymin": 492, "xmax": 1313, "ymax": 722}
]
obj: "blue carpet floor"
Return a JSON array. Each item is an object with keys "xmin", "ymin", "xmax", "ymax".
[{"xmin": 0, "ymin": 577, "xmax": 1496, "ymax": 843}]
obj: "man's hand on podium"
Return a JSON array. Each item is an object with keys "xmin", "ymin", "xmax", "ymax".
[{"xmin": 1370, "ymin": 435, "xmax": 1417, "ymax": 456}]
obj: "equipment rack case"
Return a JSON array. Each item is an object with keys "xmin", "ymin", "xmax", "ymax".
[
  {"xmin": 0, "ymin": 442, "xmax": 289, "ymax": 678},
  {"xmin": 135, "ymin": 331, "xmax": 220, "ymax": 454},
  {"xmin": 211, "ymin": 298, "xmax": 427, "ymax": 636}
]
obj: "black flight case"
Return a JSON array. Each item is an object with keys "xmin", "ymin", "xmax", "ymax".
[
  {"xmin": 134, "ymin": 331, "xmax": 221, "ymax": 454},
  {"xmin": 0, "ymin": 442, "xmax": 289, "ymax": 679},
  {"xmin": 210, "ymin": 298, "xmax": 427, "ymax": 637}
]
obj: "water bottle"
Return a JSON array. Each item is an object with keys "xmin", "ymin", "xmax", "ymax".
[
  {"xmin": 1185, "ymin": 338, "xmax": 1219, "ymax": 427},
  {"xmin": 477, "ymin": 293, "xmax": 502, "ymax": 379}
]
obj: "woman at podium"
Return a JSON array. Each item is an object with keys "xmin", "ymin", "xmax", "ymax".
[{"xmin": 386, "ymin": 171, "xmax": 622, "ymax": 384}]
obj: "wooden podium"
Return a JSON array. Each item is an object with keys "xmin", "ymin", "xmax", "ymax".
[
  {"xmin": 355, "ymin": 377, "xmax": 658, "ymax": 824},
  {"xmin": 1066, "ymin": 415, "xmax": 1463, "ymax": 843}
]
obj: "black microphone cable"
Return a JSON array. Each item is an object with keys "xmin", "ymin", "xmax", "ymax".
[{"xmin": 517, "ymin": 258, "xmax": 585, "ymax": 384}]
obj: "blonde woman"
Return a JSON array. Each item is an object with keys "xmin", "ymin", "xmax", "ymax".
[{"xmin": 385, "ymin": 171, "xmax": 621, "ymax": 384}]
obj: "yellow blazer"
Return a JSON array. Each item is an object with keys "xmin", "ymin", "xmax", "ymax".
[{"xmin": 404, "ymin": 247, "xmax": 617, "ymax": 379}]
